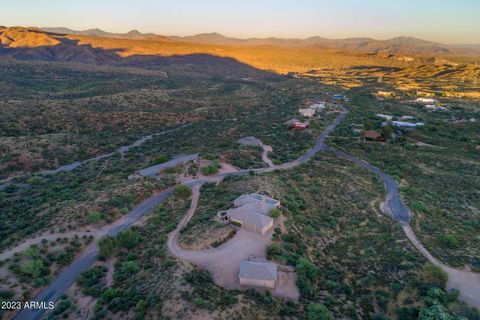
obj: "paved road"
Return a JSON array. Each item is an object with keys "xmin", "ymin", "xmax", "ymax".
[
  {"xmin": 331, "ymin": 148, "xmax": 411, "ymax": 224},
  {"xmin": 13, "ymin": 190, "xmax": 173, "ymax": 320}
]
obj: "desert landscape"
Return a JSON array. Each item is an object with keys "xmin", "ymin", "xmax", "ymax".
[{"xmin": 0, "ymin": 2, "xmax": 479, "ymax": 319}]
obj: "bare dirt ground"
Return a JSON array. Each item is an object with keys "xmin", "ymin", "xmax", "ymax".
[{"xmin": 167, "ymin": 185, "xmax": 299, "ymax": 299}]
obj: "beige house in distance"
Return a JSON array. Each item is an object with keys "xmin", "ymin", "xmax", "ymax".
[{"xmin": 239, "ymin": 260, "xmax": 278, "ymax": 289}]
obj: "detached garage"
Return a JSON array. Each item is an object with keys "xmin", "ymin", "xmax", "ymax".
[{"xmin": 239, "ymin": 260, "xmax": 278, "ymax": 289}]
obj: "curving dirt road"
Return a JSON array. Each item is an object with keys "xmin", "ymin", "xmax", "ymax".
[
  {"xmin": 12, "ymin": 107, "xmax": 479, "ymax": 319},
  {"xmin": 403, "ymin": 225, "xmax": 480, "ymax": 308}
]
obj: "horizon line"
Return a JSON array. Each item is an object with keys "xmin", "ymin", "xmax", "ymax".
[{"xmin": 29, "ymin": 25, "xmax": 480, "ymax": 46}]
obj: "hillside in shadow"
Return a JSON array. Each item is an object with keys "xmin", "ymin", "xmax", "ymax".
[{"xmin": 0, "ymin": 39, "xmax": 277, "ymax": 79}]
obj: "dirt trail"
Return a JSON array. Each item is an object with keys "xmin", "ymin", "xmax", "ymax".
[{"xmin": 238, "ymin": 136, "xmax": 274, "ymax": 168}]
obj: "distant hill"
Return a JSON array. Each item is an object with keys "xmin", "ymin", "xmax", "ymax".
[
  {"xmin": 41, "ymin": 27, "xmax": 168, "ymax": 41},
  {"xmin": 170, "ymin": 33, "xmax": 480, "ymax": 56}
]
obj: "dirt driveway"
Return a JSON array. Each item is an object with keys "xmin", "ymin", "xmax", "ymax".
[{"xmin": 167, "ymin": 185, "xmax": 299, "ymax": 299}]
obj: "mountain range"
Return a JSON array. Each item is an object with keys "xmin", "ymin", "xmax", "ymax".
[
  {"xmin": 41, "ymin": 27, "xmax": 480, "ymax": 56},
  {"xmin": 41, "ymin": 27, "xmax": 165, "ymax": 40}
]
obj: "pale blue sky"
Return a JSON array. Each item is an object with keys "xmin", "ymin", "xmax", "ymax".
[{"xmin": 2, "ymin": 0, "xmax": 479, "ymax": 43}]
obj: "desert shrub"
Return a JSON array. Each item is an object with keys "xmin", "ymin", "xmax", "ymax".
[
  {"xmin": 436, "ymin": 234, "xmax": 461, "ymax": 249},
  {"xmin": 296, "ymin": 257, "xmax": 319, "ymax": 297},
  {"xmin": 98, "ymin": 236, "xmax": 118, "ymax": 260},
  {"xmin": 307, "ymin": 303, "xmax": 333, "ymax": 320},
  {"xmin": 173, "ymin": 185, "xmax": 192, "ymax": 198},
  {"xmin": 153, "ymin": 154, "xmax": 168, "ymax": 164},
  {"xmin": 269, "ymin": 208, "xmax": 281, "ymax": 218},
  {"xmin": 0, "ymin": 289, "xmax": 14, "ymax": 299},
  {"xmin": 114, "ymin": 261, "xmax": 140, "ymax": 282},
  {"xmin": 421, "ymin": 263, "xmax": 448, "ymax": 288},
  {"xmin": 201, "ymin": 165, "xmax": 219, "ymax": 175},
  {"xmin": 418, "ymin": 304, "xmax": 453, "ymax": 320},
  {"xmin": 88, "ymin": 211, "xmax": 103, "ymax": 223},
  {"xmin": 185, "ymin": 269, "xmax": 213, "ymax": 285},
  {"xmin": 20, "ymin": 259, "xmax": 44, "ymax": 278},
  {"xmin": 77, "ymin": 265, "xmax": 108, "ymax": 297},
  {"xmin": 117, "ymin": 229, "xmax": 142, "ymax": 249}
]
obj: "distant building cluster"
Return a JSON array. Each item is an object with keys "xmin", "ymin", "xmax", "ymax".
[
  {"xmin": 298, "ymin": 101, "xmax": 326, "ymax": 118},
  {"xmin": 415, "ymin": 97, "xmax": 448, "ymax": 112}
]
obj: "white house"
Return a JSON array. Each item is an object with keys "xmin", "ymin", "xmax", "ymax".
[
  {"xmin": 310, "ymin": 102, "xmax": 326, "ymax": 111},
  {"xmin": 384, "ymin": 121, "xmax": 424, "ymax": 128},
  {"xmin": 299, "ymin": 108, "xmax": 316, "ymax": 117},
  {"xmin": 415, "ymin": 98, "xmax": 437, "ymax": 104},
  {"xmin": 239, "ymin": 260, "xmax": 278, "ymax": 289},
  {"xmin": 376, "ymin": 113, "xmax": 393, "ymax": 121},
  {"xmin": 426, "ymin": 105, "xmax": 447, "ymax": 111}
]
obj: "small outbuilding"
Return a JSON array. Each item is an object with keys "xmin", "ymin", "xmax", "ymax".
[
  {"xmin": 239, "ymin": 260, "xmax": 278, "ymax": 289},
  {"xmin": 293, "ymin": 122, "xmax": 309, "ymax": 130}
]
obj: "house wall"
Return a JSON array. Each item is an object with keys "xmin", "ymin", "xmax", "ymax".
[
  {"xmin": 239, "ymin": 277, "xmax": 276, "ymax": 289},
  {"xmin": 230, "ymin": 217, "xmax": 273, "ymax": 234}
]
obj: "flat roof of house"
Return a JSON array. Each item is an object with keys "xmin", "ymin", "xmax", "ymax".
[
  {"xmin": 234, "ymin": 194, "xmax": 279, "ymax": 215},
  {"xmin": 239, "ymin": 260, "xmax": 277, "ymax": 281},
  {"xmin": 228, "ymin": 207, "xmax": 273, "ymax": 230},
  {"xmin": 364, "ymin": 130, "xmax": 382, "ymax": 139}
]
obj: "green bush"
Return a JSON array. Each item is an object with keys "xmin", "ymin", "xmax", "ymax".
[
  {"xmin": 98, "ymin": 236, "xmax": 118, "ymax": 260},
  {"xmin": 0, "ymin": 289, "xmax": 15, "ymax": 299},
  {"xmin": 421, "ymin": 263, "xmax": 448, "ymax": 288},
  {"xmin": 77, "ymin": 265, "xmax": 108, "ymax": 297},
  {"xmin": 269, "ymin": 208, "xmax": 281, "ymax": 218},
  {"xmin": 20, "ymin": 259, "xmax": 44, "ymax": 278},
  {"xmin": 153, "ymin": 154, "xmax": 168, "ymax": 164},
  {"xmin": 307, "ymin": 303, "xmax": 333, "ymax": 320},
  {"xmin": 173, "ymin": 185, "xmax": 192, "ymax": 198},
  {"xmin": 201, "ymin": 165, "xmax": 219, "ymax": 175},
  {"xmin": 88, "ymin": 211, "xmax": 103, "ymax": 223},
  {"xmin": 418, "ymin": 304, "xmax": 453, "ymax": 320},
  {"xmin": 437, "ymin": 234, "xmax": 461, "ymax": 249},
  {"xmin": 117, "ymin": 229, "xmax": 142, "ymax": 249}
]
